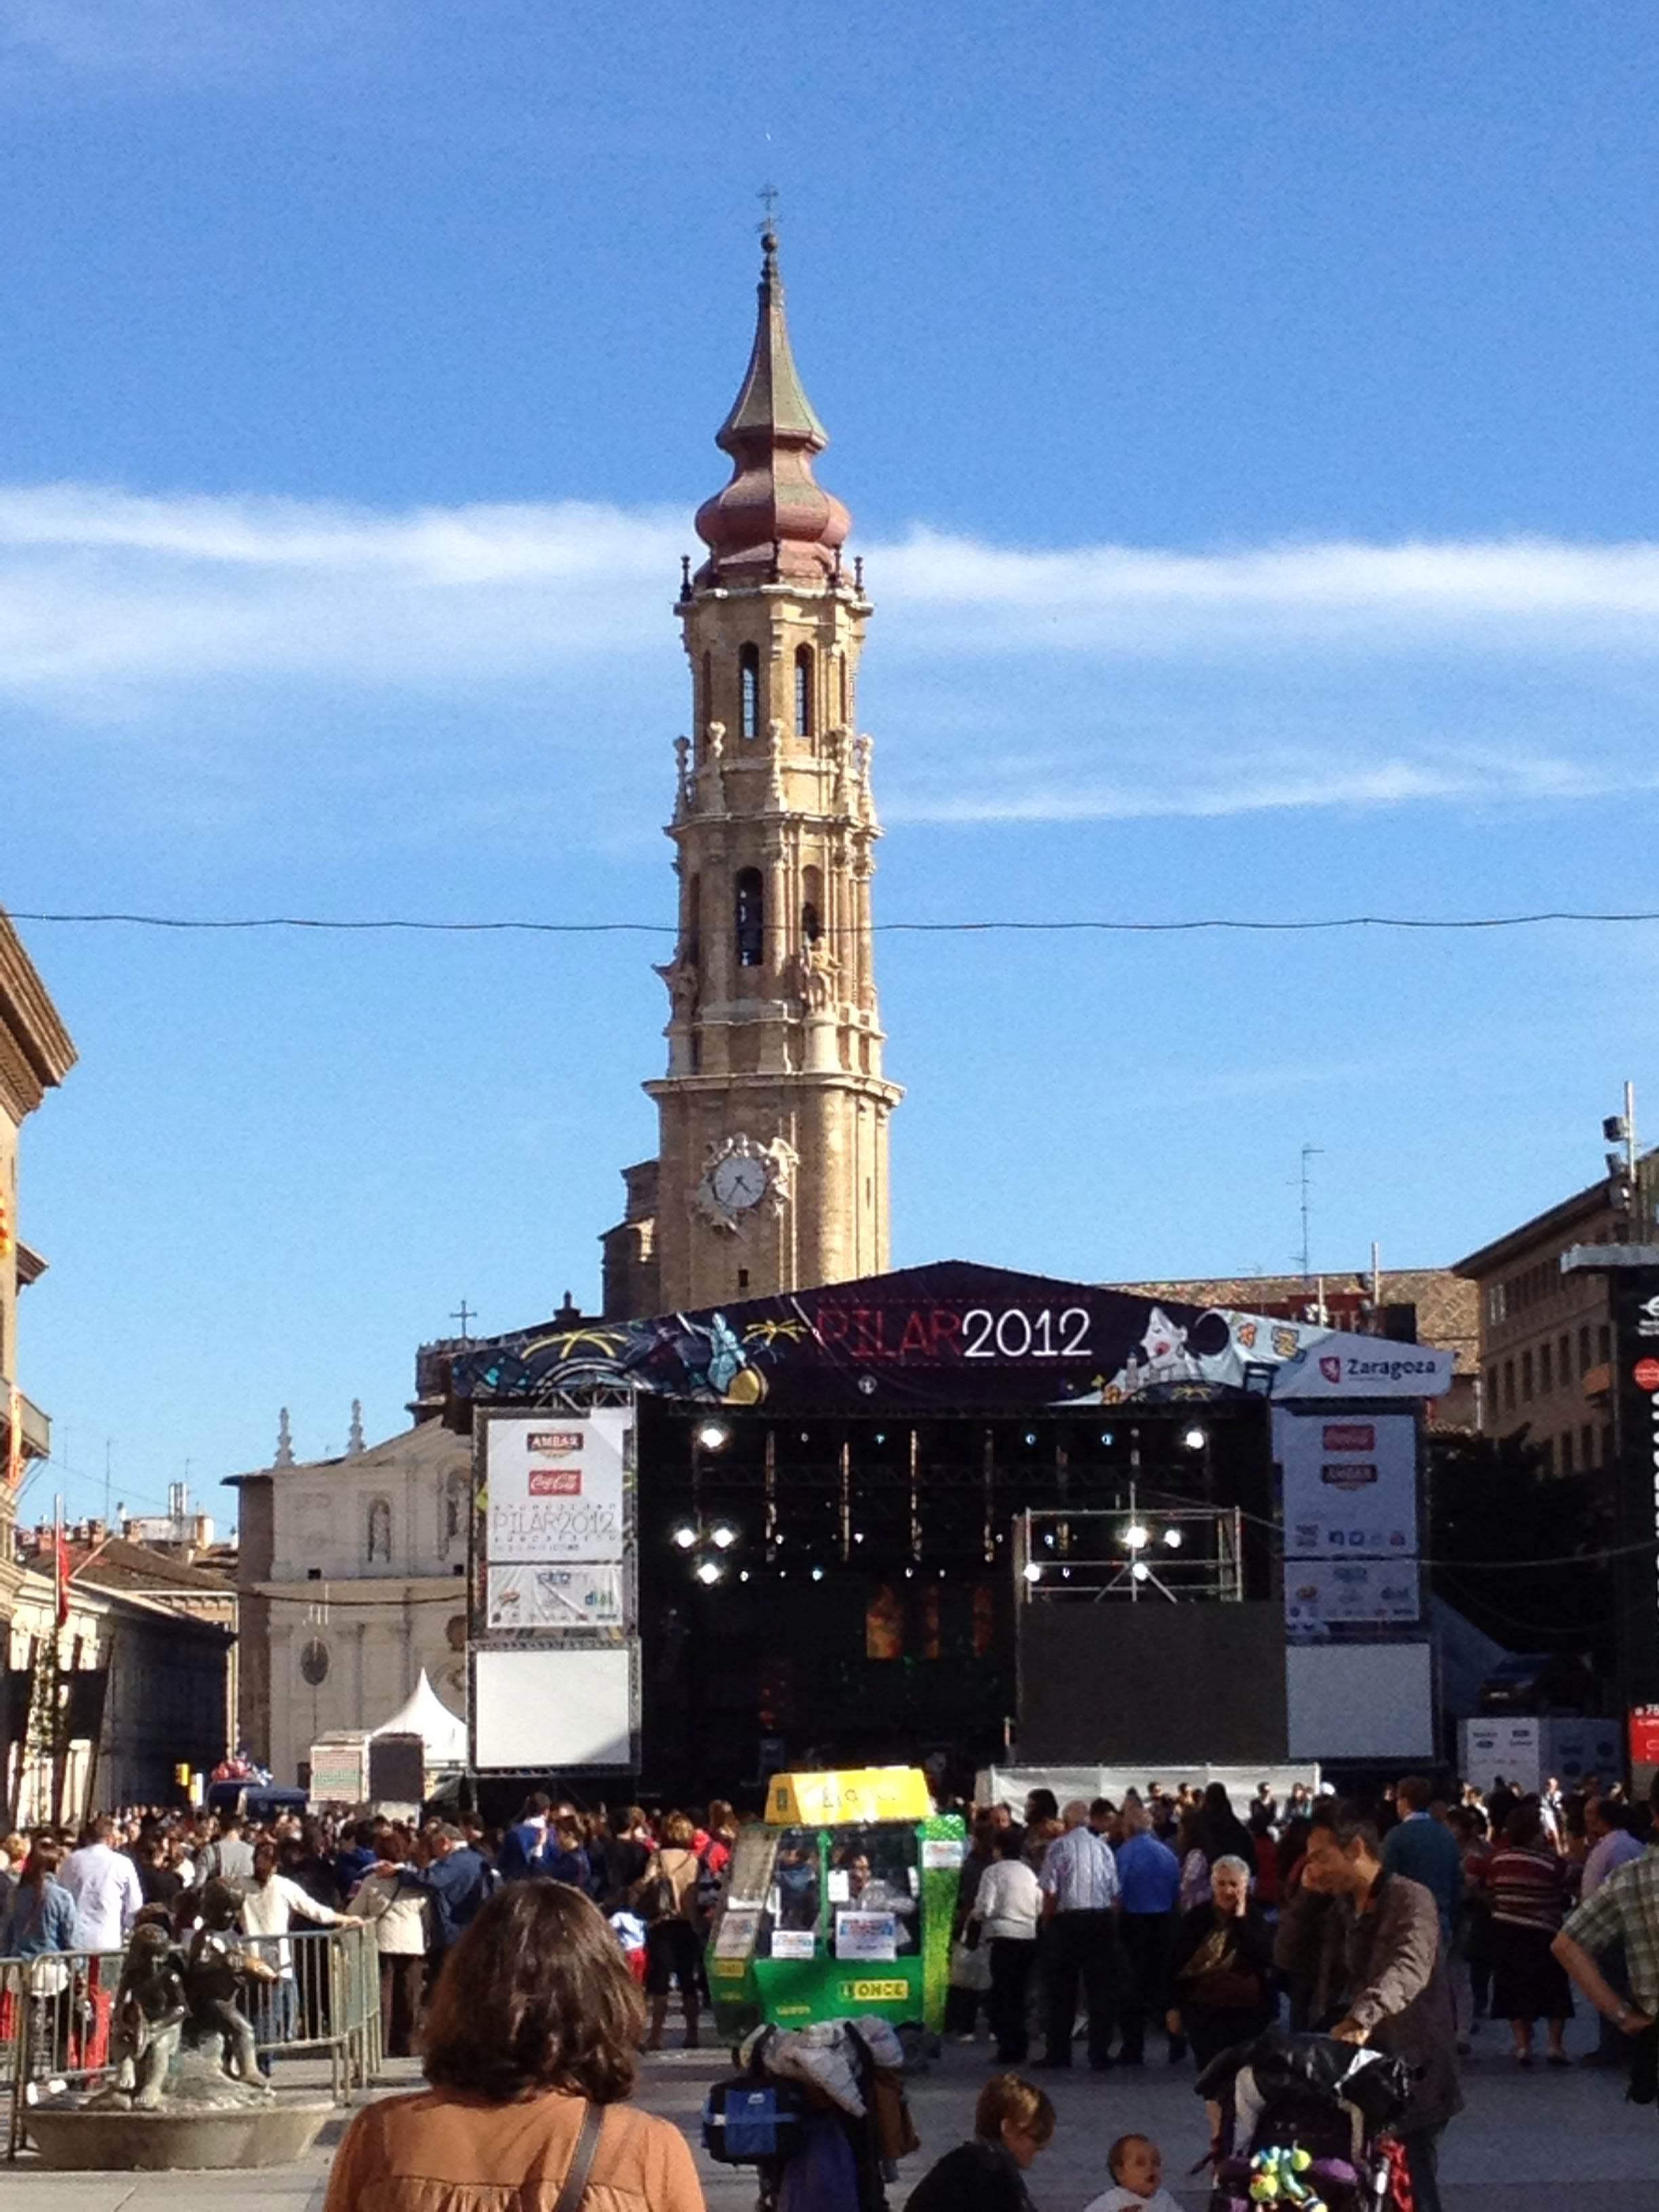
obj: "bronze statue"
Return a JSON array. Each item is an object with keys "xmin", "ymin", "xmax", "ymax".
[
  {"xmin": 93, "ymin": 1919, "xmax": 187, "ymax": 2111},
  {"xmin": 183, "ymin": 1878, "xmax": 276, "ymax": 2087}
]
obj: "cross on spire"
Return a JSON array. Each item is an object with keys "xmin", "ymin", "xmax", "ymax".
[
  {"xmin": 450, "ymin": 1299, "xmax": 475, "ymax": 1343},
  {"xmin": 758, "ymin": 181, "xmax": 781, "ymax": 230}
]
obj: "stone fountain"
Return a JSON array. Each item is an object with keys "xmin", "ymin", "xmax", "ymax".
[{"xmin": 24, "ymin": 1883, "xmax": 335, "ymax": 2171}]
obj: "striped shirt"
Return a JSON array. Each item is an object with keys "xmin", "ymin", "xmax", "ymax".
[
  {"xmin": 1484, "ymin": 1844, "xmax": 1569, "ymax": 1933},
  {"xmin": 1038, "ymin": 1824, "xmax": 1120, "ymax": 1913}
]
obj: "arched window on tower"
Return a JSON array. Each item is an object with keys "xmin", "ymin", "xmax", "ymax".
[
  {"xmin": 802, "ymin": 863, "xmax": 823, "ymax": 947},
  {"xmin": 700, "ymin": 651, "xmax": 712, "ymax": 726},
  {"xmin": 686, "ymin": 874, "xmax": 701, "ymax": 968},
  {"xmin": 840, "ymin": 656, "xmax": 850, "ymax": 724},
  {"xmin": 735, "ymin": 868, "xmax": 765, "ymax": 968},
  {"xmin": 739, "ymin": 644, "xmax": 760, "ymax": 741},
  {"xmin": 794, "ymin": 646, "xmax": 814, "ymax": 737}
]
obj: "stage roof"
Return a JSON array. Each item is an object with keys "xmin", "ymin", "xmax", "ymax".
[{"xmin": 447, "ymin": 1261, "xmax": 1452, "ymax": 1414}]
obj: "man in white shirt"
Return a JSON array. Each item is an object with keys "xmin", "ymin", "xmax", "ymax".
[
  {"xmin": 59, "ymin": 1817, "xmax": 143, "ymax": 1954},
  {"xmin": 1037, "ymin": 1799, "xmax": 1122, "ymax": 2070},
  {"xmin": 239, "ymin": 1841, "xmax": 361, "ymax": 2067}
]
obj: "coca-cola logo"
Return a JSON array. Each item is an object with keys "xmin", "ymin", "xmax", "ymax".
[
  {"xmin": 528, "ymin": 1468, "xmax": 581, "ymax": 1496},
  {"xmin": 1322, "ymin": 1423, "xmax": 1375, "ymax": 1450}
]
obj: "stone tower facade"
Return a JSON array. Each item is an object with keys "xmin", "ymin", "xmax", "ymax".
[{"xmin": 602, "ymin": 232, "xmax": 901, "ymax": 1319}]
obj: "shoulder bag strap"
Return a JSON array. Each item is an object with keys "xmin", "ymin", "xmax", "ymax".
[{"xmin": 553, "ymin": 2101, "xmax": 605, "ymax": 2212}]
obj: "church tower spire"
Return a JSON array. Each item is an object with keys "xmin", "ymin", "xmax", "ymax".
[{"xmin": 602, "ymin": 229, "xmax": 901, "ymax": 1319}]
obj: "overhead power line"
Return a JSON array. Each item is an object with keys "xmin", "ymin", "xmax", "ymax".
[{"xmin": 10, "ymin": 907, "xmax": 1659, "ymax": 938}]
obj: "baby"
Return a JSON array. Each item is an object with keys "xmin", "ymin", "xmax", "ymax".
[{"xmin": 1084, "ymin": 2133, "xmax": 1183, "ymax": 2212}]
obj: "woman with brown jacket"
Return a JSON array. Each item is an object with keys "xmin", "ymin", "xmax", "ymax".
[{"xmin": 322, "ymin": 1881, "xmax": 705, "ymax": 2212}]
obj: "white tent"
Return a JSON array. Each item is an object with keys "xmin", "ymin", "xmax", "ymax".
[{"xmin": 369, "ymin": 1670, "xmax": 467, "ymax": 1766}]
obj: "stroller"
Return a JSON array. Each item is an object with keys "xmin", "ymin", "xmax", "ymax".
[
  {"xmin": 702, "ymin": 2015, "xmax": 916, "ymax": 2212},
  {"xmin": 1197, "ymin": 2030, "xmax": 1414, "ymax": 2212}
]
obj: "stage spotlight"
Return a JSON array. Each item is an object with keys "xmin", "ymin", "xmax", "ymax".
[
  {"xmin": 1162, "ymin": 1528, "xmax": 1183, "ymax": 1549},
  {"xmin": 1024, "ymin": 1431, "xmax": 1038, "ymax": 1447},
  {"xmin": 1043, "ymin": 1530, "xmax": 1057, "ymax": 1548},
  {"xmin": 1130, "ymin": 1561, "xmax": 1151, "ymax": 1582},
  {"xmin": 1182, "ymin": 1425, "xmax": 1208, "ymax": 1451},
  {"xmin": 1099, "ymin": 1430, "xmax": 1115, "ymax": 1447},
  {"xmin": 853, "ymin": 1531, "xmax": 866, "ymax": 1544},
  {"xmin": 695, "ymin": 1419, "xmax": 733, "ymax": 1452},
  {"xmin": 694, "ymin": 1558, "xmax": 724, "ymax": 1585},
  {"xmin": 671, "ymin": 1523, "xmax": 697, "ymax": 1551},
  {"xmin": 1124, "ymin": 1523, "xmax": 1149, "ymax": 1551},
  {"xmin": 1022, "ymin": 1562, "xmax": 1043, "ymax": 1583},
  {"xmin": 811, "ymin": 1565, "xmax": 825, "ymax": 1583},
  {"xmin": 710, "ymin": 1522, "xmax": 737, "ymax": 1551},
  {"xmin": 739, "ymin": 1570, "xmax": 751, "ymax": 1584}
]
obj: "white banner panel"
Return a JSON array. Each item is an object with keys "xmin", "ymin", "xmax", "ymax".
[
  {"xmin": 485, "ymin": 1411, "xmax": 630, "ymax": 1565},
  {"xmin": 1275, "ymin": 1407, "xmax": 1418, "ymax": 1559},
  {"xmin": 487, "ymin": 1562, "xmax": 623, "ymax": 1631},
  {"xmin": 1284, "ymin": 1559, "xmax": 1421, "ymax": 1635},
  {"xmin": 1271, "ymin": 1339, "xmax": 1452, "ymax": 1399},
  {"xmin": 473, "ymin": 1647, "xmax": 633, "ymax": 1769},
  {"xmin": 1286, "ymin": 1643, "xmax": 1433, "ymax": 1761}
]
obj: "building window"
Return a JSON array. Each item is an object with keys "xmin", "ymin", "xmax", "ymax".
[
  {"xmin": 1502, "ymin": 1359, "xmax": 1515, "ymax": 1414},
  {"xmin": 794, "ymin": 646, "xmax": 813, "ymax": 737},
  {"xmin": 1539, "ymin": 1341, "xmax": 1553, "ymax": 1396},
  {"xmin": 1557, "ymin": 1333, "xmax": 1570, "ymax": 1389},
  {"xmin": 1579, "ymin": 1324, "xmax": 1592, "ymax": 1374},
  {"xmin": 1486, "ymin": 1365, "xmax": 1501, "ymax": 1417},
  {"xmin": 735, "ymin": 868, "xmax": 765, "ymax": 967},
  {"xmin": 1603, "ymin": 1422, "xmax": 1615, "ymax": 1467},
  {"xmin": 367, "ymin": 1497, "xmax": 392, "ymax": 1563},
  {"xmin": 1582, "ymin": 1422, "xmax": 1595, "ymax": 1470},
  {"xmin": 1538, "ymin": 1437, "xmax": 1554, "ymax": 1476},
  {"xmin": 1560, "ymin": 1429, "xmax": 1575, "ymax": 1475},
  {"xmin": 739, "ymin": 644, "xmax": 760, "ymax": 740},
  {"xmin": 802, "ymin": 863, "xmax": 823, "ymax": 947},
  {"xmin": 1599, "ymin": 1322, "xmax": 1612, "ymax": 1364}
]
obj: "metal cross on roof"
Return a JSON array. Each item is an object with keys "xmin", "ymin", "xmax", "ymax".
[
  {"xmin": 450, "ymin": 1299, "xmax": 475, "ymax": 1343},
  {"xmin": 758, "ymin": 182, "xmax": 781, "ymax": 230}
]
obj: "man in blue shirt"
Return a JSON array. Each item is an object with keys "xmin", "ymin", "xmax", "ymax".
[
  {"xmin": 1113, "ymin": 1803, "xmax": 1183, "ymax": 2064},
  {"xmin": 497, "ymin": 1790, "xmax": 552, "ymax": 1880},
  {"xmin": 386, "ymin": 1824, "xmax": 493, "ymax": 1964},
  {"xmin": 1379, "ymin": 1777, "xmax": 1462, "ymax": 1946}
]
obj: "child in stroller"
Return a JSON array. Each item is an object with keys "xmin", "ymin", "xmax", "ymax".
[{"xmin": 1197, "ymin": 2030, "xmax": 1414, "ymax": 2212}]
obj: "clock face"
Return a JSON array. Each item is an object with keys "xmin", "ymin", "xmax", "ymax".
[{"xmin": 711, "ymin": 1152, "xmax": 769, "ymax": 1211}]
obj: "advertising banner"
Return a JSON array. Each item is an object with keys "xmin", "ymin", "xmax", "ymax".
[
  {"xmin": 1274, "ymin": 1407, "xmax": 1419, "ymax": 1559},
  {"xmin": 486, "ymin": 1562, "xmax": 623, "ymax": 1631},
  {"xmin": 485, "ymin": 1412, "xmax": 629, "ymax": 1565},
  {"xmin": 1612, "ymin": 1269, "xmax": 1659, "ymax": 1707},
  {"xmin": 1284, "ymin": 1559, "xmax": 1422, "ymax": 1635},
  {"xmin": 470, "ymin": 1408, "xmax": 638, "ymax": 1774},
  {"xmin": 449, "ymin": 1261, "xmax": 1454, "ymax": 1416}
]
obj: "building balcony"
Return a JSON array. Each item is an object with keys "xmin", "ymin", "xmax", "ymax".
[{"xmin": 1, "ymin": 1380, "xmax": 51, "ymax": 1464}]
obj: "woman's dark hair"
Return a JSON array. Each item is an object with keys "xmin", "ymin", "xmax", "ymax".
[
  {"xmin": 21, "ymin": 1838, "xmax": 64, "ymax": 1886},
  {"xmin": 423, "ymin": 1879, "xmax": 645, "ymax": 2104},
  {"xmin": 1504, "ymin": 1799, "xmax": 1546, "ymax": 1849},
  {"xmin": 994, "ymin": 1826, "xmax": 1027, "ymax": 1861}
]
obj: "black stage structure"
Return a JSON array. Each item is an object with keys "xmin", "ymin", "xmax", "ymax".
[{"xmin": 443, "ymin": 1262, "xmax": 1443, "ymax": 1797}]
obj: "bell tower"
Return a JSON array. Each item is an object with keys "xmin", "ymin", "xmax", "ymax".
[{"xmin": 603, "ymin": 229, "xmax": 901, "ymax": 1319}]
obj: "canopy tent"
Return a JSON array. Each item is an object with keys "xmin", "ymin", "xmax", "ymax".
[{"xmin": 369, "ymin": 1669, "xmax": 467, "ymax": 1765}]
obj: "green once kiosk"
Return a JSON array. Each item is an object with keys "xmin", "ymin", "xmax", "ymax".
[{"xmin": 707, "ymin": 1767, "xmax": 966, "ymax": 2041}]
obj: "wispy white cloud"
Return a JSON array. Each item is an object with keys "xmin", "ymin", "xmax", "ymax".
[
  {"xmin": 7, "ymin": 483, "xmax": 1659, "ymax": 826},
  {"xmin": 0, "ymin": 1, "xmax": 348, "ymax": 78}
]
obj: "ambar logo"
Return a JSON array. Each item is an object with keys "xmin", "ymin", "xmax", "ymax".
[
  {"xmin": 527, "ymin": 1430, "xmax": 584, "ymax": 1452},
  {"xmin": 1320, "ymin": 1462, "xmax": 1378, "ymax": 1492}
]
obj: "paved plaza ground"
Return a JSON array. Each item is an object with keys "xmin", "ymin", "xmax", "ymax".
[{"xmin": 7, "ymin": 2011, "xmax": 1658, "ymax": 2210}]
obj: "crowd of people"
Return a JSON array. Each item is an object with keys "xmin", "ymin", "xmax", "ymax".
[
  {"xmin": 927, "ymin": 1765, "xmax": 1659, "ymax": 2212},
  {"xmin": 0, "ymin": 1790, "xmax": 735, "ymax": 2086},
  {"xmin": 3, "ymin": 1767, "xmax": 1658, "ymax": 2211}
]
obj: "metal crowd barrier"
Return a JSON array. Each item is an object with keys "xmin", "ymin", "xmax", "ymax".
[{"xmin": 1, "ymin": 1921, "xmax": 384, "ymax": 2156}]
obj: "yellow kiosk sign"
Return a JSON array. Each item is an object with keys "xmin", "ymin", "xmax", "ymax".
[{"xmin": 765, "ymin": 1767, "xmax": 934, "ymax": 1826}]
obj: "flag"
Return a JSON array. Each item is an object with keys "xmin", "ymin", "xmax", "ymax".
[{"xmin": 54, "ymin": 1509, "xmax": 69, "ymax": 1629}]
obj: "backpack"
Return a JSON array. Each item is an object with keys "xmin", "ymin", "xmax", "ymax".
[{"xmin": 634, "ymin": 1850, "xmax": 688, "ymax": 1925}]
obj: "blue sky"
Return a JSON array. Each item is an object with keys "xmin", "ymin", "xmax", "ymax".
[{"xmin": 7, "ymin": 1, "xmax": 1659, "ymax": 1522}]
